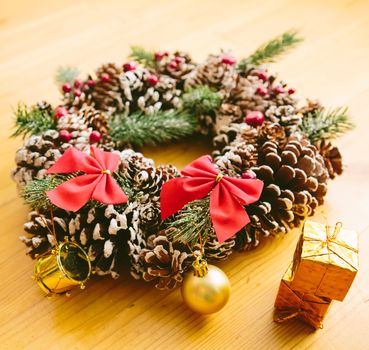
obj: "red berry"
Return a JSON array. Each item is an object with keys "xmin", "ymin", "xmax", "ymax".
[
  {"xmin": 87, "ymin": 79, "xmax": 95, "ymax": 87},
  {"xmin": 274, "ymin": 86, "xmax": 285, "ymax": 94},
  {"xmin": 256, "ymin": 86, "xmax": 268, "ymax": 96},
  {"xmin": 74, "ymin": 79, "xmax": 83, "ymax": 88},
  {"xmin": 154, "ymin": 51, "xmax": 165, "ymax": 61},
  {"xmin": 100, "ymin": 73, "xmax": 110, "ymax": 82},
  {"xmin": 55, "ymin": 106, "xmax": 68, "ymax": 118},
  {"xmin": 221, "ymin": 55, "xmax": 236, "ymax": 65},
  {"xmin": 168, "ymin": 60, "xmax": 178, "ymax": 69},
  {"xmin": 256, "ymin": 71, "xmax": 268, "ymax": 82},
  {"xmin": 123, "ymin": 62, "xmax": 136, "ymax": 72},
  {"xmin": 74, "ymin": 89, "xmax": 82, "ymax": 97},
  {"xmin": 241, "ymin": 170, "xmax": 256, "ymax": 179},
  {"xmin": 62, "ymin": 83, "xmax": 72, "ymax": 93},
  {"xmin": 174, "ymin": 56, "xmax": 183, "ymax": 64},
  {"xmin": 59, "ymin": 130, "xmax": 71, "ymax": 142},
  {"xmin": 245, "ymin": 111, "xmax": 265, "ymax": 127},
  {"xmin": 89, "ymin": 130, "xmax": 102, "ymax": 143},
  {"xmin": 147, "ymin": 74, "xmax": 159, "ymax": 86},
  {"xmin": 288, "ymin": 88, "xmax": 296, "ymax": 95}
]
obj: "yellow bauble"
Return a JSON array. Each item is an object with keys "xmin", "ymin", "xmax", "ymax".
[{"xmin": 181, "ymin": 264, "xmax": 231, "ymax": 314}]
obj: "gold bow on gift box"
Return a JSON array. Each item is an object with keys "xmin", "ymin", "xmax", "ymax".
[
  {"xmin": 274, "ymin": 264, "xmax": 332, "ymax": 329},
  {"xmin": 291, "ymin": 220, "xmax": 358, "ymax": 301}
]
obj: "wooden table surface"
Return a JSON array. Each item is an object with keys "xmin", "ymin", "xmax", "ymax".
[{"xmin": 1, "ymin": 1, "xmax": 369, "ymax": 349}]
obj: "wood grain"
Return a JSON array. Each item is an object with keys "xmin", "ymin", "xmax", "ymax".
[{"xmin": 1, "ymin": 1, "xmax": 369, "ymax": 349}]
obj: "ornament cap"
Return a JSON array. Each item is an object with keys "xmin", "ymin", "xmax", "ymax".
[{"xmin": 192, "ymin": 256, "xmax": 209, "ymax": 277}]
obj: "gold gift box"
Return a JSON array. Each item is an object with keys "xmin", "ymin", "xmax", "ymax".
[
  {"xmin": 290, "ymin": 220, "xmax": 358, "ymax": 302},
  {"xmin": 274, "ymin": 264, "xmax": 332, "ymax": 329}
]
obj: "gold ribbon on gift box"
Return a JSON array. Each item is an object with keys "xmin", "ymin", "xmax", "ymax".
[
  {"xmin": 274, "ymin": 264, "xmax": 332, "ymax": 329},
  {"xmin": 291, "ymin": 220, "xmax": 359, "ymax": 301}
]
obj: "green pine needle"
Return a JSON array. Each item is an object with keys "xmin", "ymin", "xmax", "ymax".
[
  {"xmin": 129, "ymin": 46, "xmax": 156, "ymax": 68},
  {"xmin": 237, "ymin": 30, "xmax": 303, "ymax": 72},
  {"xmin": 299, "ymin": 107, "xmax": 354, "ymax": 143},
  {"xmin": 109, "ymin": 111, "xmax": 198, "ymax": 147},
  {"xmin": 55, "ymin": 66, "xmax": 80, "ymax": 87},
  {"xmin": 182, "ymin": 86, "xmax": 222, "ymax": 116},
  {"xmin": 22, "ymin": 175, "xmax": 69, "ymax": 211},
  {"xmin": 11, "ymin": 103, "xmax": 56, "ymax": 139},
  {"xmin": 166, "ymin": 197, "xmax": 213, "ymax": 246}
]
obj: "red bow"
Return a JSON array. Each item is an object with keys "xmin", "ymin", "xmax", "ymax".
[
  {"xmin": 160, "ymin": 155, "xmax": 264, "ymax": 243},
  {"xmin": 46, "ymin": 147, "xmax": 128, "ymax": 211}
]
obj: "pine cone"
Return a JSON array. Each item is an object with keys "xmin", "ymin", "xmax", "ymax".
[
  {"xmin": 133, "ymin": 164, "xmax": 179, "ymax": 234},
  {"xmin": 315, "ymin": 140, "xmax": 343, "ymax": 179},
  {"xmin": 139, "ymin": 232, "xmax": 194, "ymax": 289},
  {"xmin": 12, "ymin": 130, "xmax": 67, "ymax": 187},
  {"xmin": 252, "ymin": 137, "xmax": 329, "ymax": 231},
  {"xmin": 133, "ymin": 164, "xmax": 179, "ymax": 197},
  {"xmin": 157, "ymin": 51, "xmax": 196, "ymax": 88},
  {"xmin": 92, "ymin": 63, "xmax": 124, "ymax": 114},
  {"xmin": 63, "ymin": 90, "xmax": 94, "ymax": 110},
  {"xmin": 265, "ymin": 105, "xmax": 302, "ymax": 135},
  {"xmin": 298, "ymin": 99, "xmax": 322, "ymax": 115},
  {"xmin": 213, "ymin": 122, "xmax": 289, "ymax": 176},
  {"xmin": 20, "ymin": 210, "xmax": 67, "ymax": 258},
  {"xmin": 227, "ymin": 72, "xmax": 297, "ymax": 117},
  {"xmin": 213, "ymin": 122, "xmax": 252, "ymax": 151},
  {"xmin": 228, "ymin": 74, "xmax": 270, "ymax": 114},
  {"xmin": 214, "ymin": 140, "xmax": 258, "ymax": 177},
  {"xmin": 120, "ymin": 67, "xmax": 181, "ymax": 115},
  {"xmin": 204, "ymin": 231, "xmax": 235, "ymax": 261},
  {"xmin": 36, "ymin": 101, "xmax": 53, "ymax": 115},
  {"xmin": 118, "ymin": 149, "xmax": 155, "ymax": 183},
  {"xmin": 78, "ymin": 106, "xmax": 109, "ymax": 135},
  {"xmin": 184, "ymin": 53, "xmax": 237, "ymax": 93},
  {"xmin": 21, "ymin": 203, "xmax": 140, "ymax": 279}
]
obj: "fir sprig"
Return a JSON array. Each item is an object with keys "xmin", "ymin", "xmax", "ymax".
[
  {"xmin": 129, "ymin": 46, "xmax": 156, "ymax": 68},
  {"xmin": 109, "ymin": 111, "xmax": 198, "ymax": 147},
  {"xmin": 299, "ymin": 107, "xmax": 354, "ymax": 143},
  {"xmin": 22, "ymin": 175, "xmax": 70, "ymax": 211},
  {"xmin": 182, "ymin": 86, "xmax": 222, "ymax": 116},
  {"xmin": 55, "ymin": 66, "xmax": 80, "ymax": 87},
  {"xmin": 166, "ymin": 197, "xmax": 213, "ymax": 246},
  {"xmin": 12, "ymin": 103, "xmax": 56, "ymax": 139},
  {"xmin": 237, "ymin": 30, "xmax": 303, "ymax": 72}
]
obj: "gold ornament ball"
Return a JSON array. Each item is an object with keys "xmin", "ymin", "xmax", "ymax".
[{"xmin": 181, "ymin": 264, "xmax": 231, "ymax": 314}]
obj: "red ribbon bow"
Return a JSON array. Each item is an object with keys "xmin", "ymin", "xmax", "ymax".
[
  {"xmin": 46, "ymin": 147, "xmax": 128, "ymax": 211},
  {"xmin": 160, "ymin": 155, "xmax": 264, "ymax": 243}
]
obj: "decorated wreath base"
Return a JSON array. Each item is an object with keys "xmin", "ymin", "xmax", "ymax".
[{"xmin": 12, "ymin": 31, "xmax": 353, "ymax": 313}]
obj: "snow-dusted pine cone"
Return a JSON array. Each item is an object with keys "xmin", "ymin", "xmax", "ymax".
[
  {"xmin": 138, "ymin": 233, "xmax": 195, "ymax": 289},
  {"xmin": 119, "ymin": 67, "xmax": 181, "ymax": 115},
  {"xmin": 184, "ymin": 53, "xmax": 237, "ymax": 94},
  {"xmin": 78, "ymin": 105, "xmax": 109, "ymax": 135},
  {"xmin": 12, "ymin": 130, "xmax": 71, "ymax": 187},
  {"xmin": 22, "ymin": 203, "xmax": 140, "ymax": 279},
  {"xmin": 265, "ymin": 105, "xmax": 302, "ymax": 135},
  {"xmin": 226, "ymin": 71, "xmax": 297, "ymax": 119},
  {"xmin": 92, "ymin": 63, "xmax": 124, "ymax": 114},
  {"xmin": 204, "ymin": 231, "xmax": 236, "ymax": 261},
  {"xmin": 157, "ymin": 51, "xmax": 196, "ymax": 88}
]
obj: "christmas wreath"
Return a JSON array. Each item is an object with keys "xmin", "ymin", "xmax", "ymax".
[{"xmin": 11, "ymin": 31, "xmax": 354, "ymax": 313}]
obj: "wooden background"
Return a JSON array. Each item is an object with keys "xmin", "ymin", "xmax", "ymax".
[{"xmin": 1, "ymin": 1, "xmax": 369, "ymax": 349}]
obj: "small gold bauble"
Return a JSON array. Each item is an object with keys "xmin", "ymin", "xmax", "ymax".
[{"xmin": 181, "ymin": 264, "xmax": 231, "ymax": 314}]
